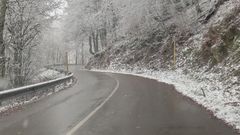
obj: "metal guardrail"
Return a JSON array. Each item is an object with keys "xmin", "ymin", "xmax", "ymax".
[
  {"xmin": 0, "ymin": 66, "xmax": 74, "ymax": 106},
  {"xmin": 0, "ymin": 73, "xmax": 73, "ymax": 98}
]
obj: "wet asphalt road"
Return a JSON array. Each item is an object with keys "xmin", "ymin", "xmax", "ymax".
[
  {"xmin": 0, "ymin": 66, "xmax": 239, "ymax": 135},
  {"xmin": 0, "ymin": 66, "xmax": 116, "ymax": 135}
]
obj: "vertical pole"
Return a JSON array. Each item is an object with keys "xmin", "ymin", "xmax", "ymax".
[
  {"xmin": 173, "ymin": 37, "xmax": 176, "ymax": 69},
  {"xmin": 75, "ymin": 49, "xmax": 78, "ymax": 65},
  {"xmin": 65, "ymin": 52, "xmax": 69, "ymax": 72},
  {"xmin": 81, "ymin": 43, "xmax": 84, "ymax": 65}
]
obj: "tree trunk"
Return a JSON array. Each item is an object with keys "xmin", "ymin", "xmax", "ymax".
[
  {"xmin": 92, "ymin": 32, "xmax": 96, "ymax": 52},
  {"xmin": 100, "ymin": 28, "xmax": 107, "ymax": 49},
  {"xmin": 89, "ymin": 35, "xmax": 94, "ymax": 55},
  {"xmin": 100, "ymin": 29, "xmax": 104, "ymax": 48},
  {"xmin": 13, "ymin": 49, "xmax": 24, "ymax": 86},
  {"xmin": 95, "ymin": 30, "xmax": 99, "ymax": 52},
  {"xmin": 89, "ymin": 31, "xmax": 100, "ymax": 55},
  {"xmin": 0, "ymin": 0, "xmax": 7, "ymax": 78}
]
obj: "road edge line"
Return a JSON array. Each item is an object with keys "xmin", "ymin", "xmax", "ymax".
[{"xmin": 66, "ymin": 73, "xmax": 120, "ymax": 135}]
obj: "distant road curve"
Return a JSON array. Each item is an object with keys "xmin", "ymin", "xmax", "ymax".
[{"xmin": 0, "ymin": 65, "xmax": 239, "ymax": 135}]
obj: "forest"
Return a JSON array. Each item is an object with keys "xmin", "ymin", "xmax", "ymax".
[{"xmin": 0, "ymin": 0, "xmax": 199, "ymax": 87}]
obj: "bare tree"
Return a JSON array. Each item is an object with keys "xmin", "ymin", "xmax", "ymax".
[{"xmin": 5, "ymin": 0, "xmax": 61, "ymax": 86}]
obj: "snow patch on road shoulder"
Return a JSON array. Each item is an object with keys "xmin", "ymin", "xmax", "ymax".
[
  {"xmin": 0, "ymin": 77, "xmax": 74, "ymax": 115},
  {"xmin": 92, "ymin": 68, "xmax": 240, "ymax": 132}
]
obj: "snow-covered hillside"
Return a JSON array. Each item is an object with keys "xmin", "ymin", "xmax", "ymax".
[{"xmin": 87, "ymin": 0, "xmax": 240, "ymax": 132}]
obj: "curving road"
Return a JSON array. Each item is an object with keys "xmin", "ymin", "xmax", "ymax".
[{"xmin": 0, "ymin": 65, "xmax": 239, "ymax": 135}]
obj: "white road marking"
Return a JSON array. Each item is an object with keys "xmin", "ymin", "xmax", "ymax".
[{"xmin": 66, "ymin": 73, "xmax": 120, "ymax": 135}]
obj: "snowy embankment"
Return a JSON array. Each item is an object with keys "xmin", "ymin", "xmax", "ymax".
[
  {"xmin": 0, "ymin": 80, "xmax": 73, "ymax": 115},
  {"xmin": 93, "ymin": 66, "xmax": 240, "ymax": 132}
]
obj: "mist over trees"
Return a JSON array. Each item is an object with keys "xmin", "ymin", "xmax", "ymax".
[
  {"xmin": 62, "ymin": 0, "xmax": 199, "ymax": 56},
  {"xmin": 0, "ymin": 0, "xmax": 206, "ymax": 87}
]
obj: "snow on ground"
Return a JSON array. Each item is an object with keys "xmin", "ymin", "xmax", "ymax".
[
  {"xmin": 0, "ymin": 78, "xmax": 10, "ymax": 91},
  {"xmin": 0, "ymin": 96, "xmax": 39, "ymax": 115},
  {"xmin": 92, "ymin": 65, "xmax": 240, "ymax": 132},
  {"xmin": 31, "ymin": 68, "xmax": 65, "ymax": 84}
]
